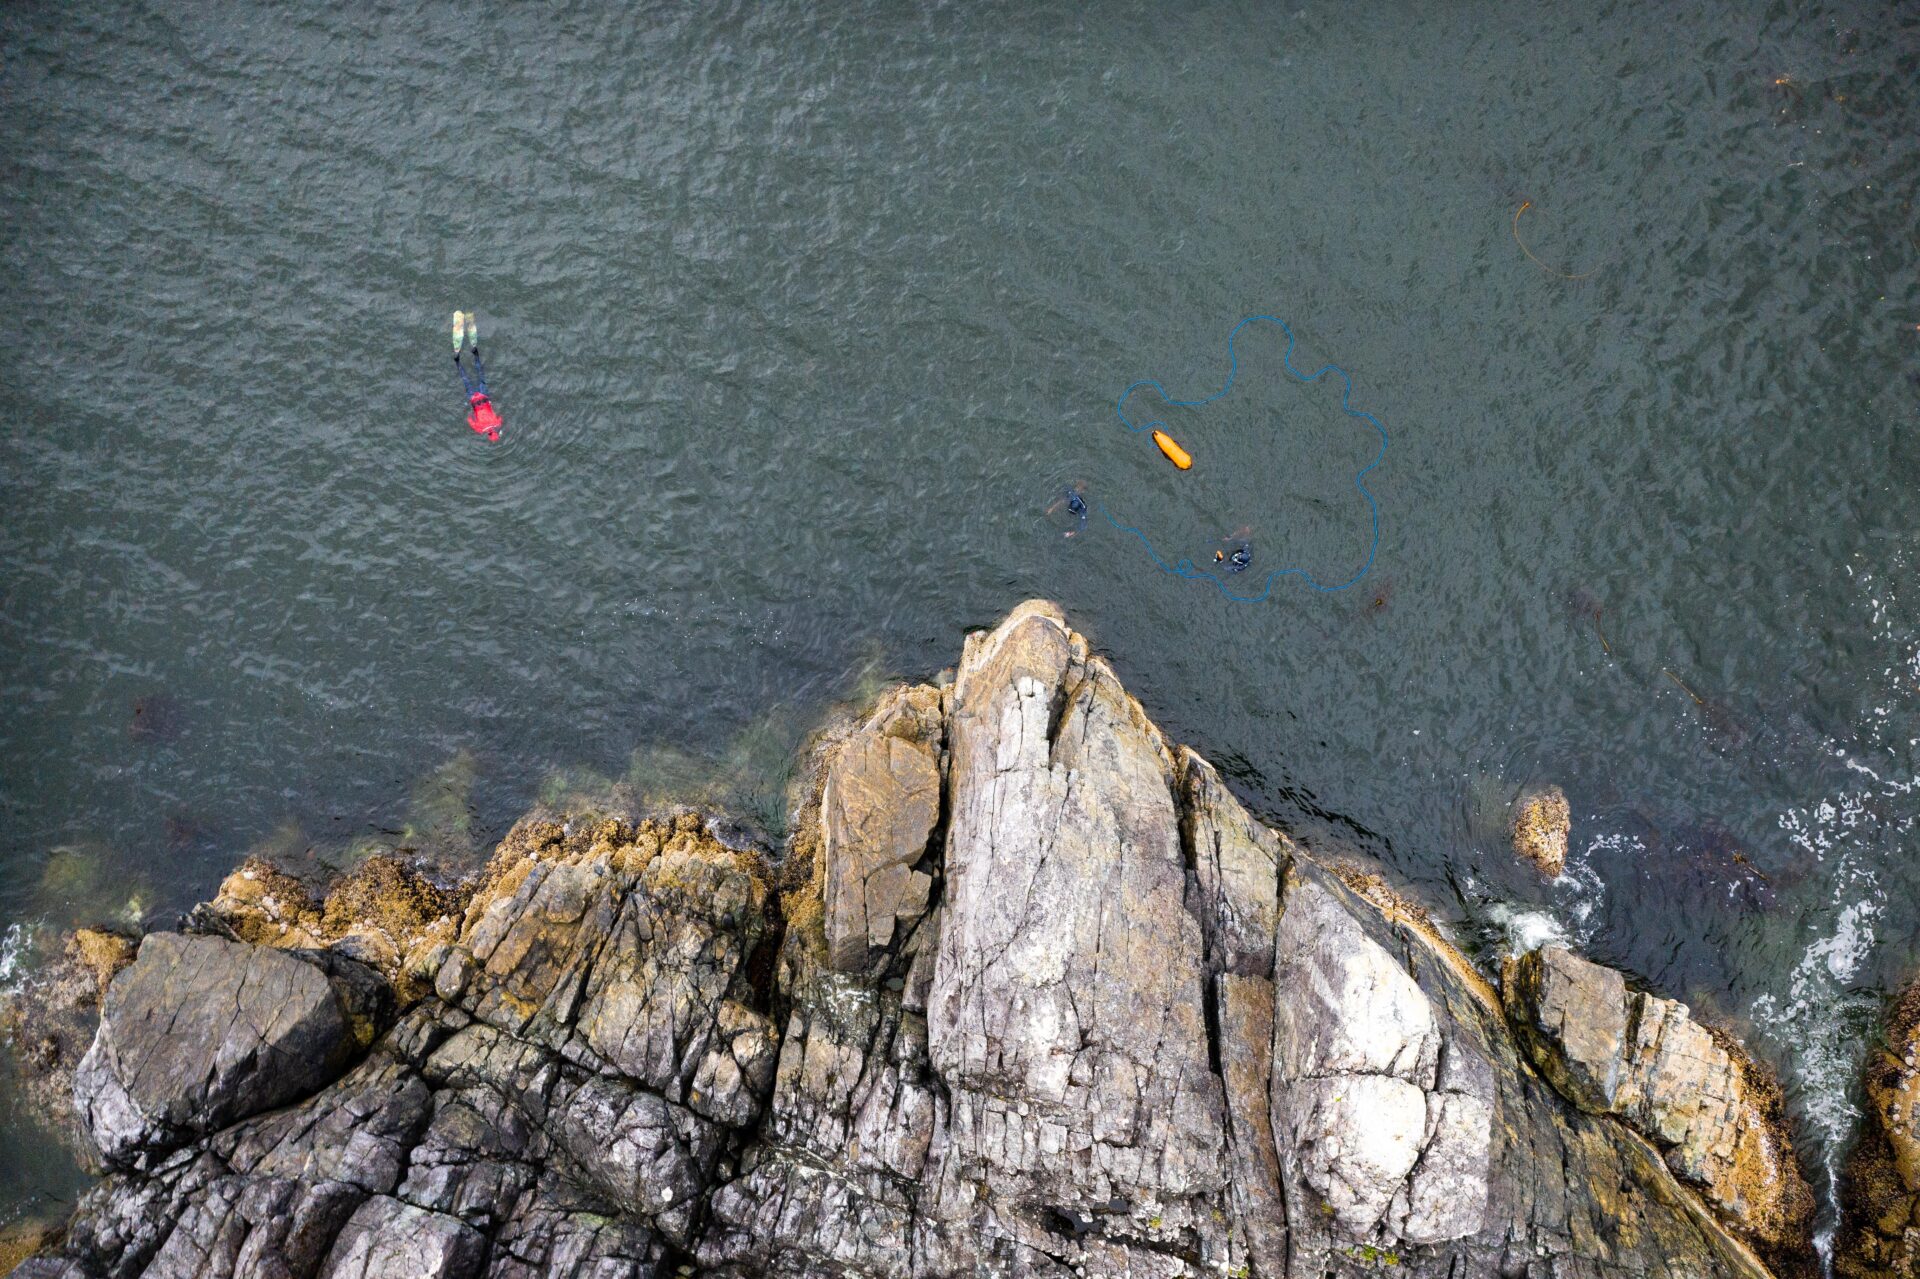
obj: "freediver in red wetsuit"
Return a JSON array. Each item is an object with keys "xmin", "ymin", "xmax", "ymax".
[{"xmin": 452, "ymin": 310, "xmax": 502, "ymax": 442}]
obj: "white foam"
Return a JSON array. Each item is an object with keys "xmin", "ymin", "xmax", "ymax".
[
  {"xmin": 1486, "ymin": 904, "xmax": 1569, "ymax": 956},
  {"xmin": 0, "ymin": 921, "xmax": 38, "ymax": 997}
]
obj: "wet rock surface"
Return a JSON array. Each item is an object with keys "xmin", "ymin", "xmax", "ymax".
[
  {"xmin": 1835, "ymin": 979, "xmax": 1920, "ymax": 1278},
  {"xmin": 1510, "ymin": 784, "xmax": 1571, "ymax": 877},
  {"xmin": 19, "ymin": 603, "xmax": 1811, "ymax": 1278},
  {"xmin": 1502, "ymin": 946, "xmax": 1814, "ymax": 1267},
  {"xmin": 0, "ymin": 928, "xmax": 137, "ymax": 1157}
]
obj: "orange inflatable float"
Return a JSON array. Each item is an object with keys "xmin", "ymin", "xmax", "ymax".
[{"xmin": 1152, "ymin": 430, "xmax": 1192, "ymax": 470}]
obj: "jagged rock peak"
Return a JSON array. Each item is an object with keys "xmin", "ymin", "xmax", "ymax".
[{"xmin": 16, "ymin": 601, "xmax": 1810, "ymax": 1279}]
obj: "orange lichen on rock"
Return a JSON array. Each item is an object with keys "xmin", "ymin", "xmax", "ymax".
[
  {"xmin": 204, "ymin": 854, "xmax": 465, "ymax": 1002},
  {"xmin": 455, "ymin": 812, "xmax": 770, "ymax": 944},
  {"xmin": 0, "ymin": 926, "xmax": 139, "ymax": 1155},
  {"xmin": 1510, "ymin": 784, "xmax": 1571, "ymax": 877},
  {"xmin": 70, "ymin": 928, "xmax": 138, "ymax": 999},
  {"xmin": 204, "ymin": 857, "xmax": 324, "ymax": 948},
  {"xmin": 0, "ymin": 1223, "xmax": 55, "ymax": 1274}
]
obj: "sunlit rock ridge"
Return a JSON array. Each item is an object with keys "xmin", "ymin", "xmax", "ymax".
[{"xmin": 16, "ymin": 601, "xmax": 1816, "ymax": 1279}]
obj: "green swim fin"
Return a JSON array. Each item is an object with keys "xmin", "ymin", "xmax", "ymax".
[
  {"xmin": 451, "ymin": 311, "xmax": 465, "ymax": 353},
  {"xmin": 464, "ymin": 311, "xmax": 479, "ymax": 350}
]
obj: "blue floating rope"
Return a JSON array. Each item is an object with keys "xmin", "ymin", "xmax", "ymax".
[{"xmin": 1099, "ymin": 315, "xmax": 1388, "ymax": 601}]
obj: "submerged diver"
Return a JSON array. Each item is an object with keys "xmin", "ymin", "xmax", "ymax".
[
  {"xmin": 1214, "ymin": 529, "xmax": 1252, "ymax": 573},
  {"xmin": 452, "ymin": 311, "xmax": 503, "ymax": 442},
  {"xmin": 1046, "ymin": 483, "xmax": 1091, "ymax": 538}
]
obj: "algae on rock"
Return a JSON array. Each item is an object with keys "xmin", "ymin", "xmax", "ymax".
[{"xmin": 1835, "ymin": 978, "xmax": 1920, "ymax": 1279}]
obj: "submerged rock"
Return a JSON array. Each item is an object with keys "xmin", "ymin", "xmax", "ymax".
[
  {"xmin": 1835, "ymin": 979, "xmax": 1920, "ymax": 1278},
  {"xmin": 126, "ymin": 693, "xmax": 185, "ymax": 744},
  {"xmin": 20, "ymin": 602, "xmax": 1811, "ymax": 1278}
]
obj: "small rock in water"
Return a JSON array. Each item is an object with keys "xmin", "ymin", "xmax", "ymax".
[{"xmin": 1510, "ymin": 785, "xmax": 1571, "ymax": 877}]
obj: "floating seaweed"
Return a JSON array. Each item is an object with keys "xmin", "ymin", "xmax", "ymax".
[
  {"xmin": 1512, "ymin": 201, "xmax": 1601, "ymax": 281},
  {"xmin": 1579, "ymin": 811, "xmax": 1790, "ymax": 1006},
  {"xmin": 1645, "ymin": 819, "xmax": 1783, "ymax": 915},
  {"xmin": 1770, "ymin": 73, "xmax": 1806, "ymax": 122},
  {"xmin": 1564, "ymin": 586, "xmax": 1611, "ymax": 654},
  {"xmin": 163, "ymin": 811, "xmax": 215, "ymax": 855},
  {"xmin": 1657, "ymin": 668, "xmax": 1756, "ymax": 752}
]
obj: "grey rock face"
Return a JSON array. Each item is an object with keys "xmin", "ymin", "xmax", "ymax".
[
  {"xmin": 317, "ymin": 1197, "xmax": 486, "ymax": 1279},
  {"xmin": 25, "ymin": 604, "xmax": 1807, "ymax": 1279},
  {"xmin": 1269, "ymin": 877, "xmax": 1492, "ymax": 1244},
  {"xmin": 925, "ymin": 601, "xmax": 1231, "ymax": 1260},
  {"xmin": 73, "ymin": 934, "xmax": 385, "ymax": 1168}
]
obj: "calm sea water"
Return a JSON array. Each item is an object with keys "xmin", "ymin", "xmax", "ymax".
[{"xmin": 3, "ymin": 0, "xmax": 1917, "ymax": 1241}]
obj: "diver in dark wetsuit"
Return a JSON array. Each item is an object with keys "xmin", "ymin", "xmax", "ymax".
[
  {"xmin": 1047, "ymin": 484, "xmax": 1091, "ymax": 538},
  {"xmin": 1215, "ymin": 540, "xmax": 1252, "ymax": 573}
]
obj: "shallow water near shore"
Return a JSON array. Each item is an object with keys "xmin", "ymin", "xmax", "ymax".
[{"xmin": 3, "ymin": 0, "xmax": 1918, "ymax": 1238}]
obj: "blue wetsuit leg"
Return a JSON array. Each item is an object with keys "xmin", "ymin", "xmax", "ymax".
[
  {"xmin": 470, "ymin": 349, "xmax": 489, "ymax": 396},
  {"xmin": 455, "ymin": 357, "xmax": 480, "ymax": 398}
]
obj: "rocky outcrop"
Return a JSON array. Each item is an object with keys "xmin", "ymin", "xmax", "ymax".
[
  {"xmin": 1511, "ymin": 784, "xmax": 1571, "ymax": 877},
  {"xmin": 1270, "ymin": 874, "xmax": 1493, "ymax": 1244},
  {"xmin": 16, "ymin": 602, "xmax": 1811, "ymax": 1279},
  {"xmin": 819, "ymin": 683, "xmax": 944, "ymax": 973},
  {"xmin": 190, "ymin": 855, "xmax": 463, "ymax": 1004},
  {"xmin": 0, "ymin": 928, "xmax": 137, "ymax": 1156},
  {"xmin": 1835, "ymin": 979, "xmax": 1920, "ymax": 1278},
  {"xmin": 1503, "ymin": 946, "xmax": 1814, "ymax": 1269},
  {"xmin": 74, "ymin": 934, "xmax": 392, "ymax": 1168}
]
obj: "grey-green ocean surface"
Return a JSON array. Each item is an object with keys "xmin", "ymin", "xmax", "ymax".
[{"xmin": 2, "ymin": 0, "xmax": 1917, "ymax": 1244}]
